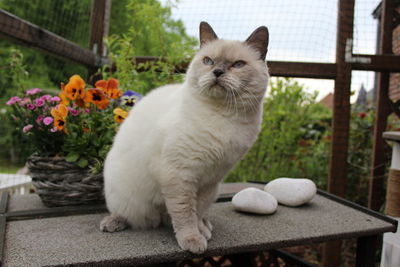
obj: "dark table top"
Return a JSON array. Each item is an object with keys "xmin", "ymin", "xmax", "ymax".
[{"xmin": 2, "ymin": 183, "xmax": 397, "ymax": 266}]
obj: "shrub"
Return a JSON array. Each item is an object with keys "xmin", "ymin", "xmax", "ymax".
[{"xmin": 227, "ymin": 78, "xmax": 331, "ymax": 186}]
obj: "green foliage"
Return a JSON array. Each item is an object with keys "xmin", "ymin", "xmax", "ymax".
[
  {"xmin": 106, "ymin": 0, "xmax": 197, "ymax": 95},
  {"xmin": 61, "ymin": 102, "xmax": 118, "ymax": 171},
  {"xmin": 0, "ymin": 48, "xmax": 34, "ymax": 164},
  {"xmin": 0, "ymin": 0, "xmax": 91, "ymax": 89},
  {"xmin": 227, "ymin": 78, "xmax": 331, "ymax": 187}
]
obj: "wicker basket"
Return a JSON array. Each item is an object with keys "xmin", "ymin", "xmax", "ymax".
[{"xmin": 27, "ymin": 155, "xmax": 105, "ymax": 207}]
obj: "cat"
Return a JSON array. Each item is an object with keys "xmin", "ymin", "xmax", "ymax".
[{"xmin": 100, "ymin": 22, "xmax": 269, "ymax": 254}]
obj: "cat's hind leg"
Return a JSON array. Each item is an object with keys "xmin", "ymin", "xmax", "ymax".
[{"xmin": 100, "ymin": 214, "xmax": 129, "ymax": 232}]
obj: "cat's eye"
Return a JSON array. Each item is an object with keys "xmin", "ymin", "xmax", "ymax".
[
  {"xmin": 232, "ymin": 60, "xmax": 246, "ymax": 68},
  {"xmin": 203, "ymin": 56, "xmax": 214, "ymax": 65}
]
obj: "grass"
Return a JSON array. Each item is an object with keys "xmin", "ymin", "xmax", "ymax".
[{"xmin": 0, "ymin": 159, "xmax": 23, "ymax": 174}]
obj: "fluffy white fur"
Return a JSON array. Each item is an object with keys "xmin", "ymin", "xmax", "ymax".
[{"xmin": 101, "ymin": 22, "xmax": 269, "ymax": 254}]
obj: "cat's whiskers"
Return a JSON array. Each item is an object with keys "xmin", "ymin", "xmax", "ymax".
[{"xmin": 240, "ymin": 86, "xmax": 261, "ymax": 114}]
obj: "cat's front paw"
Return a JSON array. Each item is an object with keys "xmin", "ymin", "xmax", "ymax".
[
  {"xmin": 176, "ymin": 232, "xmax": 207, "ymax": 254},
  {"xmin": 199, "ymin": 219, "xmax": 212, "ymax": 240},
  {"xmin": 100, "ymin": 214, "xmax": 128, "ymax": 232}
]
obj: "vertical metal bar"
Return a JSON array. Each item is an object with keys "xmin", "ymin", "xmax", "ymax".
[
  {"xmin": 368, "ymin": 0, "xmax": 394, "ymax": 212},
  {"xmin": 0, "ymin": 193, "xmax": 8, "ymax": 265},
  {"xmin": 322, "ymin": 0, "xmax": 355, "ymax": 266},
  {"xmin": 0, "ymin": 193, "xmax": 9, "ymax": 214},
  {"xmin": 356, "ymin": 235, "xmax": 378, "ymax": 267},
  {"xmin": 88, "ymin": 0, "xmax": 112, "ymax": 82}
]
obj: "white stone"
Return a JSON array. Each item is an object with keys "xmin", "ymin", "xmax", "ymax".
[
  {"xmin": 232, "ymin": 187, "xmax": 278, "ymax": 214},
  {"xmin": 264, "ymin": 178, "xmax": 317, "ymax": 207}
]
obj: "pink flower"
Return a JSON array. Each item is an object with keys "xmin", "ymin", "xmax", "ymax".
[
  {"xmin": 43, "ymin": 117, "xmax": 53, "ymax": 125},
  {"xmin": 22, "ymin": 124, "xmax": 33, "ymax": 133},
  {"xmin": 68, "ymin": 107, "xmax": 80, "ymax": 116},
  {"xmin": 41, "ymin": 95, "xmax": 52, "ymax": 101},
  {"xmin": 50, "ymin": 127, "xmax": 58, "ymax": 132},
  {"xmin": 34, "ymin": 98, "xmax": 45, "ymax": 107},
  {"xmin": 26, "ymin": 88, "xmax": 41, "ymax": 95},
  {"xmin": 51, "ymin": 96, "xmax": 60, "ymax": 102},
  {"xmin": 26, "ymin": 104, "xmax": 35, "ymax": 110},
  {"xmin": 36, "ymin": 115, "xmax": 44, "ymax": 124},
  {"xmin": 6, "ymin": 96, "xmax": 21, "ymax": 105},
  {"xmin": 19, "ymin": 98, "xmax": 30, "ymax": 106}
]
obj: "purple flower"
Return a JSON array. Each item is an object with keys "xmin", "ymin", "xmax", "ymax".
[
  {"xmin": 6, "ymin": 97, "xmax": 22, "ymax": 105},
  {"xmin": 36, "ymin": 115, "xmax": 44, "ymax": 124},
  {"xmin": 34, "ymin": 98, "xmax": 45, "ymax": 107},
  {"xmin": 68, "ymin": 107, "xmax": 80, "ymax": 116},
  {"xmin": 22, "ymin": 124, "xmax": 33, "ymax": 133},
  {"xmin": 26, "ymin": 88, "xmax": 41, "ymax": 95},
  {"xmin": 43, "ymin": 117, "xmax": 53, "ymax": 125},
  {"xmin": 51, "ymin": 96, "xmax": 60, "ymax": 102},
  {"xmin": 26, "ymin": 104, "xmax": 35, "ymax": 110},
  {"xmin": 41, "ymin": 95, "xmax": 52, "ymax": 101}
]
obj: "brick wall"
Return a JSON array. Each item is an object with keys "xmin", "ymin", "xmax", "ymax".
[{"xmin": 389, "ymin": 7, "xmax": 400, "ymax": 101}]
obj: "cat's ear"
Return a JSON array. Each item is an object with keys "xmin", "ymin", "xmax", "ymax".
[
  {"xmin": 245, "ymin": 26, "xmax": 269, "ymax": 61},
  {"xmin": 199, "ymin": 22, "xmax": 218, "ymax": 47}
]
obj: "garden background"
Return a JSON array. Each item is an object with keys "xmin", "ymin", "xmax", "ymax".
[{"xmin": 0, "ymin": 0, "xmax": 397, "ymax": 265}]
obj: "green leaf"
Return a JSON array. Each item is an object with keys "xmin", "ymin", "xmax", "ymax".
[
  {"xmin": 65, "ymin": 152, "xmax": 79, "ymax": 162},
  {"xmin": 77, "ymin": 158, "xmax": 89, "ymax": 168}
]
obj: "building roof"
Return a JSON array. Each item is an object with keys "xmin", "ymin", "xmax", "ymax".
[{"xmin": 319, "ymin": 92, "xmax": 334, "ymax": 110}]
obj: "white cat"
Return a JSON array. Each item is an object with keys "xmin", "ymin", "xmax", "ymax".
[{"xmin": 101, "ymin": 22, "xmax": 269, "ymax": 254}]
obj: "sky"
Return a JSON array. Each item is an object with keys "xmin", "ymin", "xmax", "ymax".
[{"xmin": 160, "ymin": 0, "xmax": 381, "ymax": 102}]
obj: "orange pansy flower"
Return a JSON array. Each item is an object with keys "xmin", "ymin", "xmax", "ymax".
[
  {"xmin": 54, "ymin": 117, "xmax": 66, "ymax": 131},
  {"xmin": 63, "ymin": 75, "xmax": 85, "ymax": 100},
  {"xmin": 84, "ymin": 88, "xmax": 110, "ymax": 110},
  {"xmin": 51, "ymin": 104, "xmax": 68, "ymax": 119},
  {"xmin": 51, "ymin": 104, "xmax": 68, "ymax": 131},
  {"xmin": 95, "ymin": 78, "xmax": 122, "ymax": 99},
  {"xmin": 75, "ymin": 97, "xmax": 87, "ymax": 109},
  {"xmin": 59, "ymin": 92, "xmax": 70, "ymax": 106},
  {"xmin": 113, "ymin": 108, "xmax": 128, "ymax": 123}
]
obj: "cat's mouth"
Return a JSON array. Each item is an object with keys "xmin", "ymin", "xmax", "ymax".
[{"xmin": 212, "ymin": 80, "xmax": 226, "ymax": 90}]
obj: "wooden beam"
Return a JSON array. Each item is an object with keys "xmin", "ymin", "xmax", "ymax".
[
  {"xmin": 268, "ymin": 61, "xmax": 336, "ymax": 79},
  {"xmin": 89, "ymin": 0, "xmax": 111, "ymax": 57},
  {"xmin": 0, "ymin": 9, "xmax": 97, "ymax": 67},
  {"xmin": 127, "ymin": 57, "xmax": 338, "ymax": 79},
  {"xmin": 351, "ymin": 54, "xmax": 400, "ymax": 72},
  {"xmin": 88, "ymin": 0, "xmax": 112, "ymax": 82},
  {"xmin": 368, "ymin": 0, "xmax": 394, "ymax": 212},
  {"xmin": 322, "ymin": 0, "xmax": 355, "ymax": 266}
]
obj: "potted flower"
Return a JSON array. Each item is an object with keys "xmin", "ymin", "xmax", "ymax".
[{"xmin": 6, "ymin": 75, "xmax": 141, "ymax": 206}]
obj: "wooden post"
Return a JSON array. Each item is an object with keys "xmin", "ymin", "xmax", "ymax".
[
  {"xmin": 322, "ymin": 0, "xmax": 355, "ymax": 266},
  {"xmin": 368, "ymin": 0, "xmax": 394, "ymax": 212},
  {"xmin": 88, "ymin": 0, "xmax": 112, "ymax": 83}
]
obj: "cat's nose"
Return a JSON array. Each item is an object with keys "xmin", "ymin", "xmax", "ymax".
[{"xmin": 213, "ymin": 69, "xmax": 224, "ymax": 77}]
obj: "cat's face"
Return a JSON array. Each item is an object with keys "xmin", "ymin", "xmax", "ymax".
[{"xmin": 186, "ymin": 22, "xmax": 269, "ymax": 112}]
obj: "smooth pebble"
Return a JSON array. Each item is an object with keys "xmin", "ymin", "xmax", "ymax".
[
  {"xmin": 232, "ymin": 187, "xmax": 278, "ymax": 214},
  {"xmin": 264, "ymin": 178, "xmax": 316, "ymax": 206}
]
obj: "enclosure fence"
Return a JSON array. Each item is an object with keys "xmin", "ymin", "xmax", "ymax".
[{"xmin": 1, "ymin": 0, "xmax": 400, "ymax": 265}]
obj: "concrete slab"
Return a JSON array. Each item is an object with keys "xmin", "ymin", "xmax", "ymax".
[
  {"xmin": 3, "ymin": 193, "xmax": 395, "ymax": 266},
  {"xmin": 7, "ymin": 194, "xmax": 47, "ymax": 212}
]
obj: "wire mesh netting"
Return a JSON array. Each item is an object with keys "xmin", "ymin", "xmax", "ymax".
[
  {"xmin": 162, "ymin": 0, "xmax": 338, "ymax": 63},
  {"xmin": 0, "ymin": 0, "xmax": 92, "ymax": 90},
  {"xmin": 0, "ymin": 0, "xmax": 92, "ymax": 47},
  {"xmin": 161, "ymin": 0, "xmax": 382, "ymax": 99}
]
